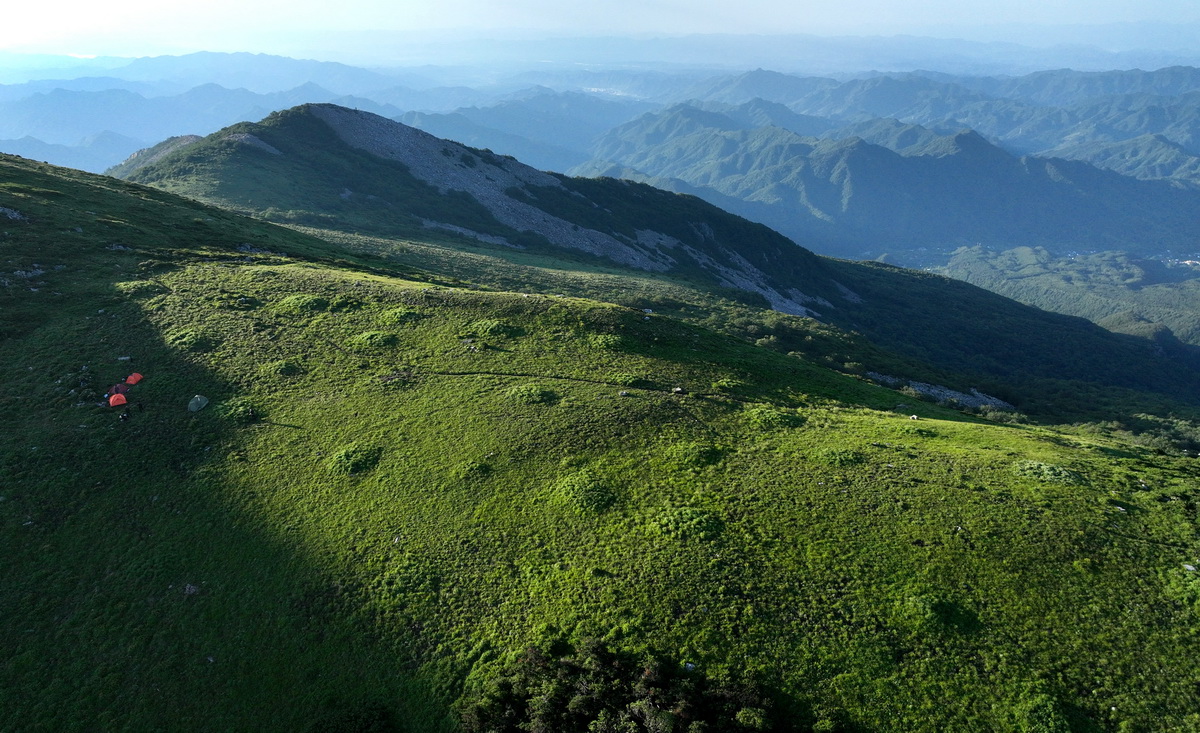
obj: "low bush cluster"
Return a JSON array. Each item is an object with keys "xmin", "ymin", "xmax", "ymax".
[
  {"xmin": 555, "ymin": 470, "xmax": 617, "ymax": 514},
  {"xmin": 166, "ymin": 328, "xmax": 215, "ymax": 352},
  {"xmin": 273, "ymin": 293, "xmax": 329, "ymax": 314},
  {"xmin": 459, "ymin": 638, "xmax": 787, "ymax": 733},
  {"xmin": 711, "ymin": 377, "xmax": 747, "ymax": 393},
  {"xmin": 587, "ymin": 333, "xmax": 623, "ymax": 350},
  {"xmin": 328, "ymin": 444, "xmax": 383, "ymax": 475},
  {"xmin": 506, "ymin": 384, "xmax": 558, "ymax": 405},
  {"xmin": 349, "ymin": 331, "xmax": 400, "ymax": 349},
  {"xmin": 607, "ymin": 372, "xmax": 650, "ymax": 388},
  {"xmin": 653, "ymin": 507, "xmax": 724, "ymax": 541},
  {"xmin": 379, "ymin": 306, "xmax": 424, "ymax": 325},
  {"xmin": 262, "ymin": 358, "xmax": 305, "ymax": 377},
  {"xmin": 663, "ymin": 441, "xmax": 725, "ymax": 470},
  {"xmin": 1012, "ymin": 460, "xmax": 1084, "ymax": 485},
  {"xmin": 817, "ymin": 449, "xmax": 864, "ymax": 467},
  {"xmin": 744, "ymin": 406, "xmax": 803, "ymax": 431}
]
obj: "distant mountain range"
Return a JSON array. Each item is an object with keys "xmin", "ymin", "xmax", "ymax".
[
  {"xmin": 403, "ymin": 67, "xmax": 1200, "ymax": 188},
  {"xmin": 399, "ymin": 91, "xmax": 655, "ymax": 172},
  {"xmin": 697, "ymin": 69, "xmax": 1200, "ymax": 182},
  {"xmin": 393, "ymin": 68, "xmax": 1200, "ymax": 209},
  {"xmin": 4, "ymin": 52, "xmax": 1200, "ymax": 187},
  {"xmin": 571, "ymin": 101, "xmax": 1200, "ymax": 260},
  {"xmin": 7, "ymin": 51, "xmax": 1200, "ymax": 307},
  {"xmin": 0, "ymin": 130, "xmax": 144, "ymax": 173}
]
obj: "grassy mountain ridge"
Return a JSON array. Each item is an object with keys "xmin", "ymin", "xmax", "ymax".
[
  {"xmin": 6, "ymin": 152, "xmax": 1200, "ymax": 731},
  {"xmin": 104, "ymin": 134, "xmax": 205, "ymax": 179},
  {"xmin": 114, "ymin": 104, "xmax": 1200, "ymax": 421},
  {"xmin": 120, "ymin": 104, "xmax": 844, "ymax": 311}
]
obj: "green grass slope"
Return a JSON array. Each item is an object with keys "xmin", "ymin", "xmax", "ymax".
[{"xmin": 5, "ymin": 156, "xmax": 1200, "ymax": 731}]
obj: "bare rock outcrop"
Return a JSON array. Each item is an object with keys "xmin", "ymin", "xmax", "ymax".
[{"xmin": 307, "ymin": 104, "xmax": 672, "ymax": 271}]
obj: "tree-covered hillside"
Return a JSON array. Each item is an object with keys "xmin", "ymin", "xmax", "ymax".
[{"xmin": 942, "ymin": 246, "xmax": 1200, "ymax": 347}]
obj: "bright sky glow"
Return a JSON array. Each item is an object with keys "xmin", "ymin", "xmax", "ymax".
[{"xmin": 3, "ymin": 0, "xmax": 1199, "ymax": 58}]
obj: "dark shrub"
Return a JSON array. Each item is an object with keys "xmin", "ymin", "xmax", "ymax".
[{"xmin": 329, "ymin": 444, "xmax": 383, "ymax": 475}]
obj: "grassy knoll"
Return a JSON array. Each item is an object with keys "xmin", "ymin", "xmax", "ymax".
[{"xmin": 3, "ymin": 155, "xmax": 1200, "ymax": 731}]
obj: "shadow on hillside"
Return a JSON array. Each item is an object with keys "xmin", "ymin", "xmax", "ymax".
[
  {"xmin": 0, "ymin": 169, "xmax": 450, "ymax": 732},
  {"xmin": 4, "ymin": 290, "xmax": 450, "ymax": 732}
]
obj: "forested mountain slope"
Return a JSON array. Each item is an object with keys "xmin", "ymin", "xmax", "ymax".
[{"xmin": 942, "ymin": 246, "xmax": 1200, "ymax": 347}]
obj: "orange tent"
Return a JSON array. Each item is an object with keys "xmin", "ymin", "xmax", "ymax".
[
  {"xmin": 126, "ymin": 373, "xmax": 144, "ymax": 385},
  {"xmin": 109, "ymin": 393, "xmax": 128, "ymax": 407}
]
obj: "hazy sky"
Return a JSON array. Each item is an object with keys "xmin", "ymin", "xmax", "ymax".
[{"xmin": 4, "ymin": 0, "xmax": 1200, "ymax": 59}]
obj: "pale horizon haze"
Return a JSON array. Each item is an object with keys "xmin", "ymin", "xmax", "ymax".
[{"xmin": 3, "ymin": 0, "xmax": 1200, "ymax": 63}]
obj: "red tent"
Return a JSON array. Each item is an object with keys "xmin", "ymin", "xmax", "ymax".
[
  {"xmin": 109, "ymin": 393, "xmax": 128, "ymax": 407},
  {"xmin": 126, "ymin": 373, "xmax": 143, "ymax": 385},
  {"xmin": 109, "ymin": 383, "xmax": 130, "ymax": 395}
]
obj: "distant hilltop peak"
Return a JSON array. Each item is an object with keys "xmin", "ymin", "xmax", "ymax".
[{"xmin": 908, "ymin": 128, "xmax": 1010, "ymax": 161}]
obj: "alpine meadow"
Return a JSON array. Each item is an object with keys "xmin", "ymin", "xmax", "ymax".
[{"xmin": 4, "ymin": 16, "xmax": 1200, "ymax": 733}]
